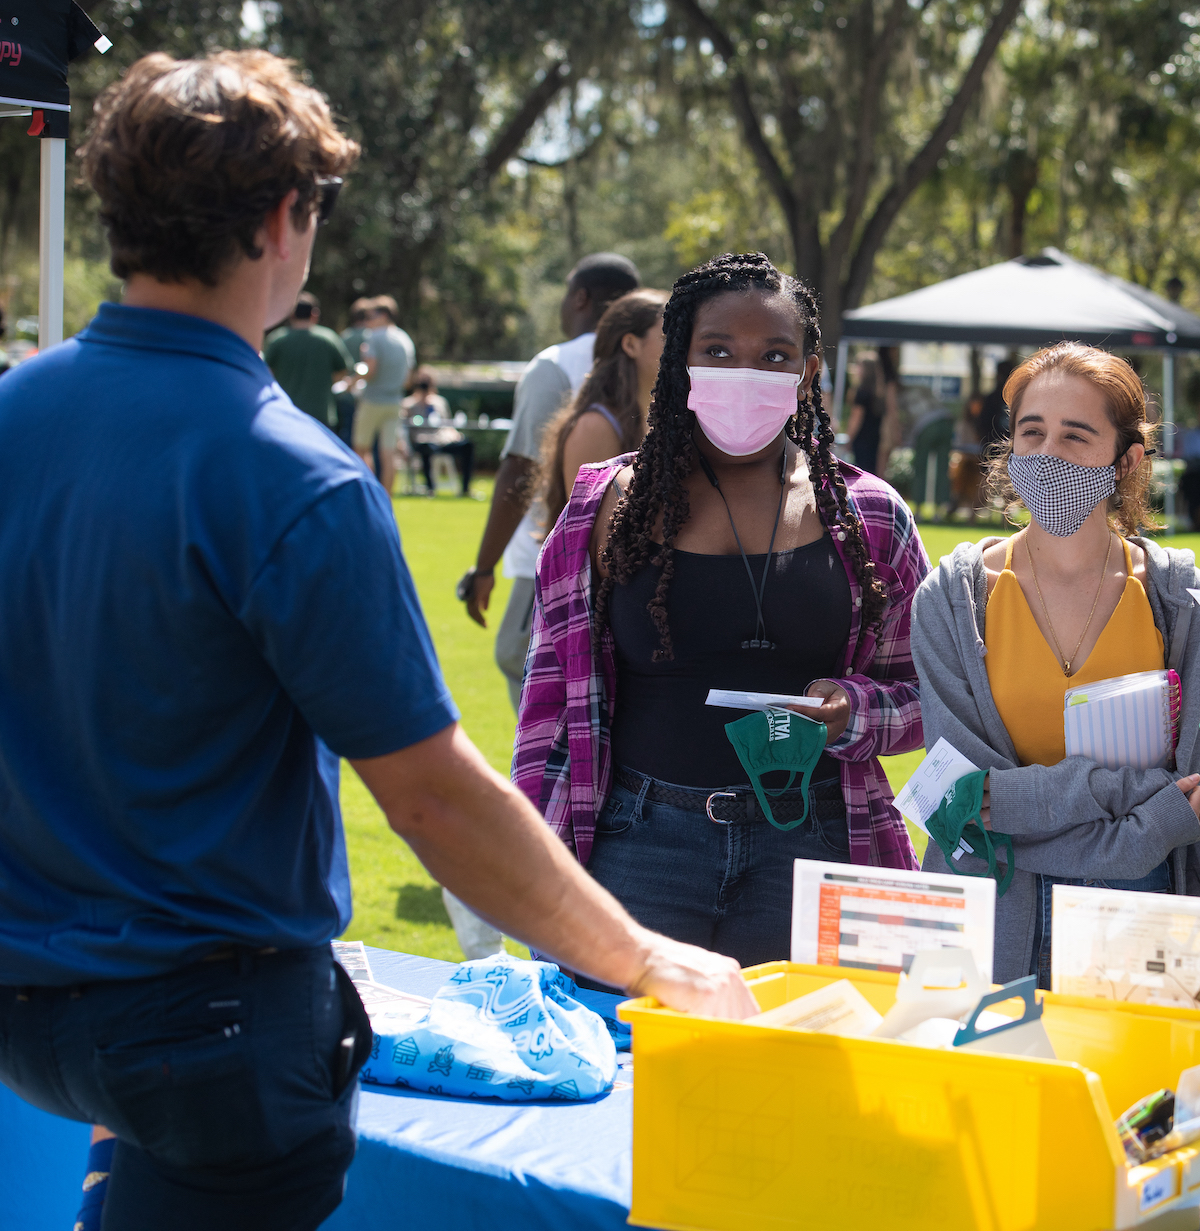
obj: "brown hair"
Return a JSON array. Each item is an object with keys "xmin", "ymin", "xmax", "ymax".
[
  {"xmin": 370, "ymin": 295, "xmax": 399, "ymax": 322},
  {"xmin": 348, "ymin": 297, "xmax": 374, "ymax": 325},
  {"xmin": 985, "ymin": 341, "xmax": 1159, "ymax": 535},
  {"xmin": 406, "ymin": 365, "xmax": 438, "ymax": 394},
  {"xmin": 80, "ymin": 51, "xmax": 359, "ymax": 286},
  {"xmin": 856, "ymin": 356, "xmax": 879, "ymax": 395},
  {"xmin": 539, "ymin": 289, "xmax": 668, "ymax": 534}
]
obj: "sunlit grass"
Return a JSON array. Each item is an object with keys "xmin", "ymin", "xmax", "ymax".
[{"xmin": 339, "ymin": 480, "xmax": 517, "ymax": 960}]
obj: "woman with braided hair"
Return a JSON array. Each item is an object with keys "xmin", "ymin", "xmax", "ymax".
[{"xmin": 513, "ymin": 252, "xmax": 929, "ymax": 976}]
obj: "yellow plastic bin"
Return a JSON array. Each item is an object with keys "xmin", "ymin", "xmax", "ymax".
[{"xmin": 618, "ymin": 962, "xmax": 1200, "ymax": 1231}]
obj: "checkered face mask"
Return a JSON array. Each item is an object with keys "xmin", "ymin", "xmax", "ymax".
[{"xmin": 1007, "ymin": 451, "xmax": 1116, "ymax": 538}]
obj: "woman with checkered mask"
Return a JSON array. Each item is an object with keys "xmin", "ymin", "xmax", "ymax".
[{"xmin": 911, "ymin": 342, "xmax": 1200, "ymax": 986}]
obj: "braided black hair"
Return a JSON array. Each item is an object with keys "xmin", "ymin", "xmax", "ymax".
[{"xmin": 595, "ymin": 251, "xmax": 887, "ymax": 660}]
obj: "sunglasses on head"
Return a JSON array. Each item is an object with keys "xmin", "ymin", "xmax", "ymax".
[{"xmin": 315, "ymin": 177, "xmax": 343, "ymax": 226}]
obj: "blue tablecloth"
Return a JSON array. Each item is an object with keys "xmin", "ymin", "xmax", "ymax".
[{"xmin": 0, "ymin": 948, "xmax": 635, "ymax": 1230}]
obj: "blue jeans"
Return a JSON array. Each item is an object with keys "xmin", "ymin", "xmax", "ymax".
[
  {"xmin": 1030, "ymin": 861, "xmax": 1173, "ymax": 990},
  {"xmin": 0, "ymin": 945, "xmax": 369, "ymax": 1231},
  {"xmin": 583, "ymin": 770, "xmax": 849, "ymax": 987}
]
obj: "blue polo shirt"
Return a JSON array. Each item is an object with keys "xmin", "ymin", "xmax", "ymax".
[{"xmin": 0, "ymin": 304, "xmax": 458, "ymax": 985}]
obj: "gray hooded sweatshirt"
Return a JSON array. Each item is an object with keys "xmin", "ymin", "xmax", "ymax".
[{"xmin": 910, "ymin": 535, "xmax": 1200, "ymax": 984}]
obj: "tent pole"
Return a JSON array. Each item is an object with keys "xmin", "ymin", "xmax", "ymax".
[
  {"xmin": 1163, "ymin": 352, "xmax": 1176, "ymax": 535},
  {"xmin": 832, "ymin": 339, "xmax": 849, "ymax": 430},
  {"xmin": 38, "ymin": 138, "xmax": 66, "ymax": 352}
]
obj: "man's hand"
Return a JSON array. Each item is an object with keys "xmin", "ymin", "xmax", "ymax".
[
  {"xmin": 625, "ymin": 933, "xmax": 759, "ymax": 1019},
  {"xmin": 351, "ymin": 724, "xmax": 759, "ymax": 1020},
  {"xmin": 456, "ymin": 568, "xmax": 494, "ymax": 627},
  {"xmin": 801, "ymin": 680, "xmax": 851, "ymax": 744}
]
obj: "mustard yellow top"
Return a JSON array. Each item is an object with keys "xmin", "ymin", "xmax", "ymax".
[{"xmin": 985, "ymin": 535, "xmax": 1164, "ymax": 767}]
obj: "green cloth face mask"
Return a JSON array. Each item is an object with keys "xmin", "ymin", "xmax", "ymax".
[
  {"xmin": 926, "ymin": 769, "xmax": 1014, "ymax": 897},
  {"xmin": 724, "ymin": 708, "xmax": 828, "ymax": 832}
]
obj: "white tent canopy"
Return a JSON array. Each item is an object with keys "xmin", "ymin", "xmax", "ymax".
[
  {"xmin": 841, "ymin": 247, "xmax": 1200, "ymax": 351},
  {"xmin": 833, "ymin": 248, "xmax": 1197, "ymax": 526}
]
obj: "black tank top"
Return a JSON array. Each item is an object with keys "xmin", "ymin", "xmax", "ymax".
[{"xmin": 609, "ymin": 536, "xmax": 852, "ymax": 788}]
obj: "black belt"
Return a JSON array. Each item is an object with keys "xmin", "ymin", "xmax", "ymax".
[
  {"xmin": 613, "ymin": 765, "xmax": 844, "ymax": 826},
  {"xmin": 201, "ymin": 945, "xmax": 280, "ymax": 963}
]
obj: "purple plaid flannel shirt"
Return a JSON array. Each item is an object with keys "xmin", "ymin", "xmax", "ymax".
[{"xmin": 512, "ymin": 455, "xmax": 929, "ymax": 869}]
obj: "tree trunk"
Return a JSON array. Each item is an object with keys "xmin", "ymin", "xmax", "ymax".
[
  {"xmin": 1009, "ymin": 185, "xmax": 1027, "ymax": 260},
  {"xmin": 1006, "ymin": 149, "xmax": 1039, "ymax": 259},
  {"xmin": 840, "ymin": 0, "xmax": 1024, "ymax": 310}
]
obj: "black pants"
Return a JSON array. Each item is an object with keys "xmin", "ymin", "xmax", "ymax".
[
  {"xmin": 1179, "ymin": 461, "xmax": 1200, "ymax": 530},
  {"xmin": 334, "ymin": 390, "xmax": 356, "ymax": 447},
  {"xmin": 413, "ymin": 439, "xmax": 474, "ymax": 495},
  {"xmin": 0, "ymin": 945, "xmax": 370, "ymax": 1231}
]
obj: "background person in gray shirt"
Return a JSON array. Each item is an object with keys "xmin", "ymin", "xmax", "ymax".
[
  {"xmin": 457, "ymin": 253, "xmax": 640, "ymax": 709},
  {"xmin": 355, "ymin": 295, "xmax": 416, "ymax": 492}
]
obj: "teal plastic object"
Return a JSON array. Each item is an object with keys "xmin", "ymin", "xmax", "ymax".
[
  {"xmin": 953, "ymin": 976, "xmax": 1042, "ymax": 1048},
  {"xmin": 926, "ymin": 768, "xmax": 1015, "ymax": 897},
  {"xmin": 724, "ymin": 707, "xmax": 828, "ymax": 832}
]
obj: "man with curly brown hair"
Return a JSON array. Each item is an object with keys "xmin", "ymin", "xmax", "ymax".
[{"xmin": 0, "ymin": 50, "xmax": 754, "ymax": 1231}]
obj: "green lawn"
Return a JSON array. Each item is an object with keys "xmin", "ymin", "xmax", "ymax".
[
  {"xmin": 338, "ymin": 486, "xmax": 1200, "ymax": 958},
  {"xmin": 339, "ymin": 483, "xmax": 519, "ymax": 960}
]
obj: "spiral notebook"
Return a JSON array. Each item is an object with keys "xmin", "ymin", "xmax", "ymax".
[{"xmin": 1063, "ymin": 669, "xmax": 1181, "ymax": 770}]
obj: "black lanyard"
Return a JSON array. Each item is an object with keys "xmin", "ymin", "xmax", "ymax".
[{"xmin": 695, "ymin": 447, "xmax": 788, "ymax": 651}]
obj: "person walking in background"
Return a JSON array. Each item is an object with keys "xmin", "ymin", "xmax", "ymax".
[
  {"xmin": 948, "ymin": 390, "xmax": 987, "ymax": 520},
  {"xmin": 341, "ymin": 296, "xmax": 374, "ymax": 366},
  {"xmin": 846, "ymin": 348, "xmax": 901, "ymax": 477},
  {"xmin": 979, "ymin": 356, "xmax": 1015, "ymax": 450},
  {"xmin": 873, "ymin": 346, "xmax": 902, "ymax": 476},
  {"xmin": 539, "ymin": 288, "xmax": 668, "ymax": 535},
  {"xmin": 457, "ymin": 252, "xmax": 641, "ymax": 710},
  {"xmin": 402, "ymin": 366, "xmax": 476, "ymax": 497},
  {"xmin": 845, "ymin": 352, "xmax": 885, "ymax": 474},
  {"xmin": 354, "ymin": 295, "xmax": 415, "ymax": 493},
  {"xmin": 446, "ymin": 257, "xmax": 641, "ymax": 961},
  {"xmin": 263, "ymin": 291, "xmax": 353, "ymax": 429}
]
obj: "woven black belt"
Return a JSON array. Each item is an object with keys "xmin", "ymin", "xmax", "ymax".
[{"xmin": 613, "ymin": 765, "xmax": 844, "ymax": 826}]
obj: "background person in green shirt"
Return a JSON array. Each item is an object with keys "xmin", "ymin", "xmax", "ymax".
[{"xmin": 264, "ymin": 291, "xmax": 352, "ymax": 427}]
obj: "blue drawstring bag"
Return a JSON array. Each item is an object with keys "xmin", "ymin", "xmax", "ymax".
[{"xmin": 360, "ymin": 953, "xmax": 617, "ymax": 1101}]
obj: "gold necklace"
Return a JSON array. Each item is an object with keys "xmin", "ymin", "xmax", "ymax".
[{"xmin": 1025, "ymin": 531, "xmax": 1114, "ymax": 677}]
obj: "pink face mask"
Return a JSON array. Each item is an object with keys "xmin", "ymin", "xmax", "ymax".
[{"xmin": 686, "ymin": 366, "xmax": 802, "ymax": 456}]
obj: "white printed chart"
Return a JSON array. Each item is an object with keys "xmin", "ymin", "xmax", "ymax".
[
  {"xmin": 791, "ymin": 859, "xmax": 995, "ymax": 983},
  {"xmin": 831, "ymin": 891, "xmax": 969, "ymax": 971},
  {"xmin": 1052, "ymin": 885, "xmax": 1200, "ymax": 1007}
]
